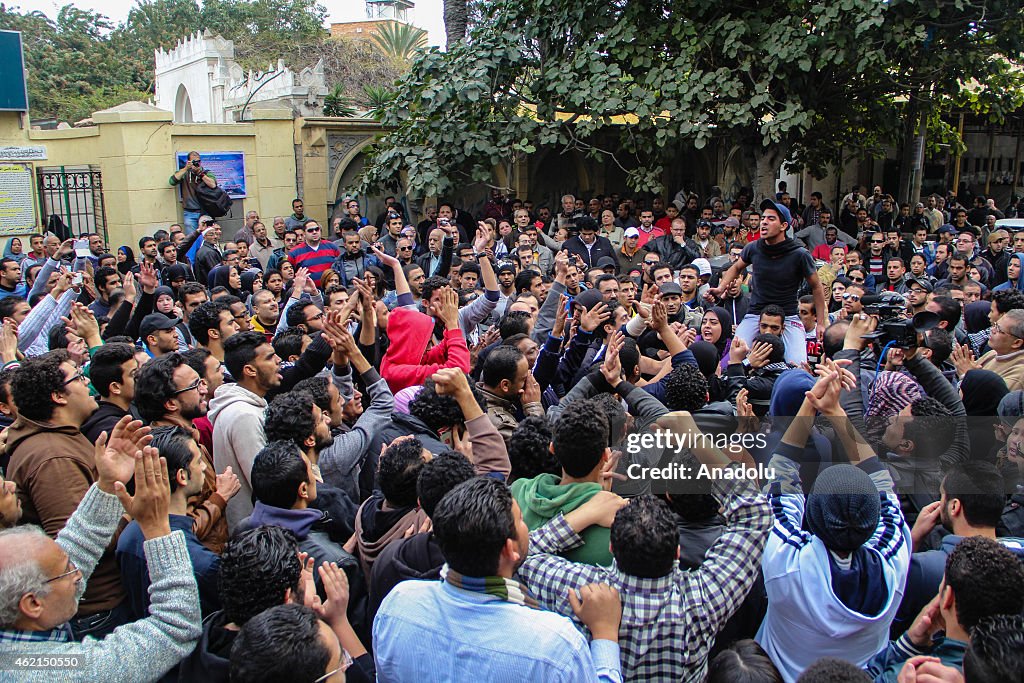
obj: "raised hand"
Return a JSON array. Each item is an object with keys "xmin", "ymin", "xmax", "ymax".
[
  {"xmin": 601, "ymin": 331, "xmax": 624, "ymax": 388},
  {"xmin": 580, "ymin": 301, "xmax": 610, "ymax": 333},
  {"xmin": 291, "ymin": 266, "xmax": 310, "ymax": 296},
  {"xmin": 0, "ymin": 319, "xmax": 17, "ymax": 364},
  {"xmin": 431, "ymin": 367, "xmax": 471, "ymax": 397},
  {"xmin": 474, "ymin": 224, "xmax": 489, "ymax": 253},
  {"xmin": 553, "ymin": 249, "xmax": 569, "ymax": 278},
  {"xmin": 138, "ymin": 261, "xmax": 159, "ymax": 293},
  {"xmin": 553, "ymin": 294, "xmax": 570, "ymax": 337},
  {"xmin": 747, "ymin": 341, "xmax": 773, "ymax": 369},
  {"xmin": 112, "ymin": 445, "xmax": 171, "ymax": 540},
  {"xmin": 430, "ymin": 287, "xmax": 460, "ymax": 330},
  {"xmin": 649, "ymin": 300, "xmax": 668, "ymax": 330},
  {"xmin": 950, "ymin": 342, "xmax": 981, "ymax": 377},
  {"xmin": 314, "ymin": 561, "xmax": 352, "ymax": 627},
  {"xmin": 121, "ymin": 270, "xmax": 137, "ymax": 301},
  {"xmin": 522, "ymin": 370, "xmax": 542, "ymax": 404},
  {"xmin": 95, "ymin": 415, "xmax": 153, "ymax": 493},
  {"xmin": 729, "ymin": 336, "xmax": 749, "ymax": 364},
  {"xmin": 370, "ymin": 244, "xmax": 400, "ymax": 269},
  {"xmin": 297, "ymin": 552, "xmax": 321, "ymax": 611}
]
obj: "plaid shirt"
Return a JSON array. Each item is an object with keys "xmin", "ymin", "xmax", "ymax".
[
  {"xmin": 0, "ymin": 626, "xmax": 72, "ymax": 645},
  {"xmin": 517, "ymin": 467, "xmax": 772, "ymax": 683}
]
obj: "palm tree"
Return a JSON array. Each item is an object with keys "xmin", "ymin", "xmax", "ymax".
[
  {"xmin": 372, "ymin": 21, "xmax": 427, "ymax": 62},
  {"xmin": 443, "ymin": 0, "xmax": 468, "ymax": 49},
  {"xmin": 323, "ymin": 84, "xmax": 356, "ymax": 117}
]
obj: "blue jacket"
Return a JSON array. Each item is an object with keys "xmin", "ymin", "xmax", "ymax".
[
  {"xmin": 116, "ymin": 514, "xmax": 221, "ymax": 620},
  {"xmin": 865, "ymin": 634, "xmax": 966, "ymax": 683}
]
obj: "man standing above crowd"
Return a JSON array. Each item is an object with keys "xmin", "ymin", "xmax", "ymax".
[
  {"xmin": 706, "ymin": 199, "xmax": 825, "ymax": 364},
  {"xmin": 169, "ymin": 151, "xmax": 218, "ymax": 234}
]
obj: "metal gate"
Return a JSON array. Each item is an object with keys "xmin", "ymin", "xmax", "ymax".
[{"xmin": 36, "ymin": 165, "xmax": 107, "ymax": 242}]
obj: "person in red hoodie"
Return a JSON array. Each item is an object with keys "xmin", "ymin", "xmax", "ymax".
[{"xmin": 380, "ymin": 289, "xmax": 470, "ymax": 393}]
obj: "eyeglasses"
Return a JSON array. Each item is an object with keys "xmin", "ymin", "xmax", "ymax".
[
  {"xmin": 842, "ymin": 293, "xmax": 861, "ymax": 302},
  {"xmin": 307, "ymin": 311, "xmax": 325, "ymax": 322},
  {"xmin": 312, "ymin": 650, "xmax": 353, "ymax": 682},
  {"xmin": 63, "ymin": 370, "xmax": 87, "ymax": 386},
  {"xmin": 172, "ymin": 377, "xmax": 207, "ymax": 395},
  {"xmin": 398, "ymin": 246, "xmax": 413, "ymax": 251},
  {"xmin": 643, "ymin": 260, "xmax": 658, "ymax": 265},
  {"xmin": 993, "ymin": 321, "xmax": 1022, "ymax": 338},
  {"xmin": 848, "ymin": 276, "xmax": 865, "ymax": 282},
  {"xmin": 870, "ymin": 240, "xmax": 884, "ymax": 244},
  {"xmin": 306, "ymin": 226, "xmax": 321, "ymax": 232},
  {"xmin": 45, "ymin": 560, "xmax": 80, "ymax": 584}
]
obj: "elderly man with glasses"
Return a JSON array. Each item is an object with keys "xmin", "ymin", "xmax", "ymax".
[
  {"xmin": 953, "ymin": 308, "xmax": 1024, "ymax": 390},
  {"xmin": 0, "ymin": 436, "xmax": 203, "ymax": 681}
]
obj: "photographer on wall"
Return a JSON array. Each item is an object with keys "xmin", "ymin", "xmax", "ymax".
[{"xmin": 169, "ymin": 151, "xmax": 218, "ymax": 235}]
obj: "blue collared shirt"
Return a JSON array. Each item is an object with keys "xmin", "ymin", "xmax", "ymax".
[{"xmin": 373, "ymin": 578, "xmax": 621, "ymax": 683}]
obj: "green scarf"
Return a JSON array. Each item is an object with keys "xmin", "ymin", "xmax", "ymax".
[{"xmin": 441, "ymin": 564, "xmax": 539, "ymax": 609}]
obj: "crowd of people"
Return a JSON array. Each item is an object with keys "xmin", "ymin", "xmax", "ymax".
[{"xmin": 0, "ymin": 175, "xmax": 1022, "ymax": 683}]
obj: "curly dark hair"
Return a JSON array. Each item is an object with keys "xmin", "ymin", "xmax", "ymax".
[
  {"xmin": 663, "ymin": 363, "xmax": 709, "ymax": 412},
  {"xmin": 409, "ymin": 376, "xmax": 487, "ymax": 433},
  {"xmin": 796, "ymin": 658, "xmax": 872, "ymax": 682},
  {"xmin": 992, "ymin": 287, "xmax": 1024, "ymax": 315},
  {"xmin": 219, "ymin": 526, "xmax": 302, "ymax": 625},
  {"xmin": 417, "ymin": 450, "xmax": 476, "ymax": 517},
  {"xmin": 188, "ymin": 300, "xmax": 231, "ymax": 346},
  {"xmin": 945, "ymin": 536, "xmax": 1024, "ymax": 631},
  {"xmin": 230, "ymin": 604, "xmax": 330, "ymax": 683},
  {"xmin": 964, "ymin": 614, "xmax": 1024, "ymax": 683},
  {"xmin": 508, "ymin": 415, "xmax": 559, "ymax": 482},
  {"xmin": 379, "ymin": 437, "xmax": 427, "ymax": 508},
  {"xmin": 421, "ymin": 275, "xmax": 451, "ymax": 303},
  {"xmin": 263, "ymin": 391, "xmax": 315, "ymax": 448},
  {"xmin": 552, "ymin": 398, "xmax": 609, "ymax": 478},
  {"xmin": 134, "ymin": 352, "xmax": 188, "ymax": 423},
  {"xmin": 610, "ymin": 494, "xmax": 677, "ymax": 578},
  {"xmin": 904, "ymin": 396, "xmax": 954, "ymax": 458},
  {"xmin": 11, "ymin": 350, "xmax": 69, "ymax": 422},
  {"xmin": 293, "ymin": 376, "xmax": 331, "ymax": 415},
  {"xmin": 751, "ymin": 332, "xmax": 785, "ymax": 363}
]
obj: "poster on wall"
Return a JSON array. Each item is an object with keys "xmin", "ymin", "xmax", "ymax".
[
  {"xmin": 175, "ymin": 151, "xmax": 247, "ymax": 199},
  {"xmin": 0, "ymin": 163, "xmax": 35, "ymax": 236}
]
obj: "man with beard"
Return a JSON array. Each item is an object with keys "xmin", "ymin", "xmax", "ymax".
[{"xmin": 135, "ymin": 352, "xmax": 242, "ymax": 554}]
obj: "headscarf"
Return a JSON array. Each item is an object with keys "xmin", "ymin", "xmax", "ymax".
[
  {"xmin": 153, "ymin": 286, "xmax": 176, "ymax": 317},
  {"xmin": 961, "ymin": 369, "xmax": 1009, "ymax": 417},
  {"xmin": 2, "ymin": 238, "xmax": 25, "ymax": 265},
  {"xmin": 961, "ymin": 369, "xmax": 1010, "ymax": 462},
  {"xmin": 240, "ymin": 270, "xmax": 261, "ymax": 296},
  {"xmin": 865, "ymin": 371, "xmax": 923, "ymax": 444},
  {"xmin": 963, "ymin": 301, "xmax": 993, "ymax": 334},
  {"xmin": 998, "ymin": 390, "xmax": 1024, "ymax": 427},
  {"xmin": 700, "ymin": 306, "xmax": 734, "ymax": 356},
  {"xmin": 208, "ymin": 265, "xmax": 241, "ymax": 298},
  {"xmin": 117, "ymin": 246, "xmax": 137, "ymax": 275}
]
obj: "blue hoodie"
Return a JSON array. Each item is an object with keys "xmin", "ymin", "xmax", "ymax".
[{"xmin": 992, "ymin": 251, "xmax": 1024, "ymax": 292}]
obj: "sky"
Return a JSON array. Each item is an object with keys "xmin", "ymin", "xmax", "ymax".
[{"xmin": 10, "ymin": 0, "xmax": 447, "ymax": 46}]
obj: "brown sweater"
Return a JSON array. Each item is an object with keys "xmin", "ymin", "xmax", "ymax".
[{"xmin": 6, "ymin": 417, "xmax": 125, "ymax": 616}]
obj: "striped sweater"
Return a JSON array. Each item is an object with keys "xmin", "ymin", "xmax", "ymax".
[{"xmin": 288, "ymin": 241, "xmax": 341, "ymax": 284}]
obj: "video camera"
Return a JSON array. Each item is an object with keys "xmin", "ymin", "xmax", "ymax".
[{"xmin": 860, "ymin": 291, "xmax": 939, "ymax": 349}]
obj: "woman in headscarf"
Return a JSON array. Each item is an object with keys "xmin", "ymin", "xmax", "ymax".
[
  {"xmin": 153, "ymin": 285, "xmax": 189, "ymax": 351},
  {"xmin": 208, "ymin": 265, "xmax": 242, "ymax": 299},
  {"xmin": 963, "ymin": 300, "xmax": 994, "ymax": 356},
  {"xmin": 116, "ymin": 246, "xmax": 137, "ymax": 275},
  {"xmin": 961, "ymin": 369, "xmax": 1010, "ymax": 462},
  {"xmin": 750, "ymin": 368, "xmax": 833, "ymax": 493},
  {"xmin": 2, "ymin": 238, "xmax": 25, "ymax": 265},
  {"xmin": 697, "ymin": 307, "xmax": 734, "ymax": 373}
]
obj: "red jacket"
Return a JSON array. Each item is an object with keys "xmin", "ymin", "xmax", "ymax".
[{"xmin": 380, "ymin": 307, "xmax": 471, "ymax": 393}]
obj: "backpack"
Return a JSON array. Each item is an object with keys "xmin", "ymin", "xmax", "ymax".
[{"xmin": 195, "ymin": 183, "xmax": 232, "ymax": 218}]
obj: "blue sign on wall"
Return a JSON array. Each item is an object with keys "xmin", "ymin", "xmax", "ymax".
[
  {"xmin": 175, "ymin": 151, "xmax": 247, "ymax": 199},
  {"xmin": 0, "ymin": 31, "xmax": 29, "ymax": 112}
]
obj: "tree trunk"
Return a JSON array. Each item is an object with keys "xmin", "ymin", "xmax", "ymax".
[
  {"xmin": 443, "ymin": 0, "xmax": 468, "ymax": 50},
  {"xmin": 752, "ymin": 143, "xmax": 789, "ymax": 203}
]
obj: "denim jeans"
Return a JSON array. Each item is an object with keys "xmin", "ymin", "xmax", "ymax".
[{"xmin": 183, "ymin": 210, "xmax": 200, "ymax": 235}]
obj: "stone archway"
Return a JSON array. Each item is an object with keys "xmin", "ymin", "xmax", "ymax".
[{"xmin": 175, "ymin": 84, "xmax": 194, "ymax": 123}]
